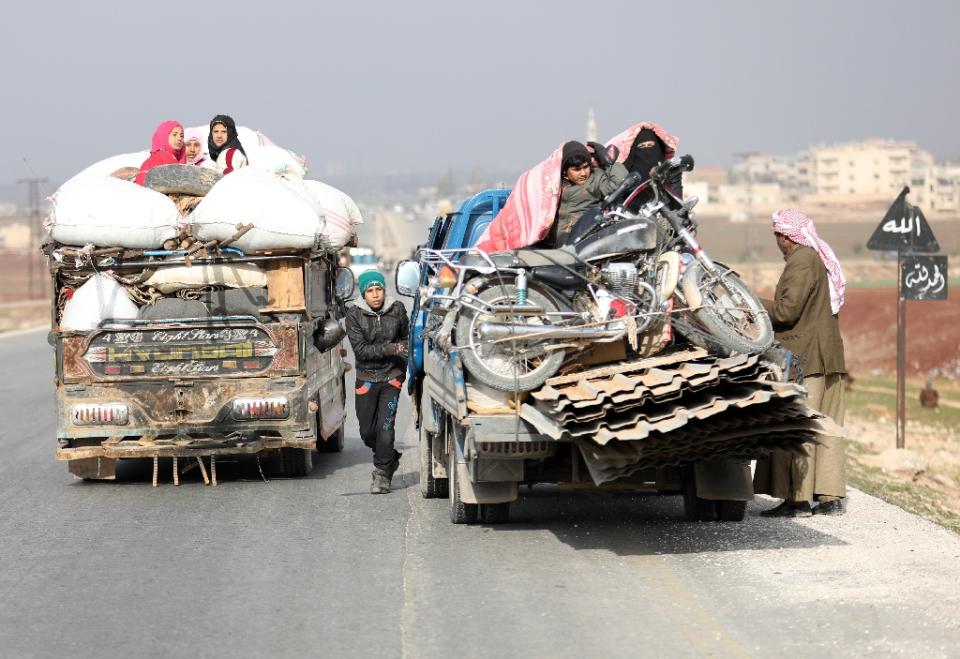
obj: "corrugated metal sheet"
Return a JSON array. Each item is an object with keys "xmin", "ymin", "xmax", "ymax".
[{"xmin": 521, "ymin": 346, "xmax": 842, "ymax": 484}]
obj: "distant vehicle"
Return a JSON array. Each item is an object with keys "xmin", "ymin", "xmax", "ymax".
[{"xmin": 347, "ymin": 246, "xmax": 379, "ymax": 280}]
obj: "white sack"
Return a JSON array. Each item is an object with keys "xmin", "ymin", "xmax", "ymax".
[
  {"xmin": 189, "ymin": 167, "xmax": 324, "ymax": 251},
  {"xmin": 67, "ymin": 151, "xmax": 150, "ymax": 183},
  {"xmin": 60, "ymin": 274, "xmax": 139, "ymax": 332},
  {"xmin": 51, "ymin": 176, "xmax": 180, "ymax": 248},
  {"xmin": 144, "ymin": 263, "xmax": 267, "ymax": 294},
  {"xmin": 303, "ymin": 180, "xmax": 361, "ymax": 250},
  {"xmin": 245, "ymin": 144, "xmax": 308, "ymax": 180}
]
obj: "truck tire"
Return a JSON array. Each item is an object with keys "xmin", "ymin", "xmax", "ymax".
[
  {"xmin": 681, "ymin": 469, "xmax": 716, "ymax": 522},
  {"xmin": 679, "ymin": 263, "xmax": 773, "ymax": 356},
  {"xmin": 279, "ymin": 447, "xmax": 313, "ymax": 477},
  {"xmin": 716, "ymin": 499, "xmax": 747, "ymax": 522},
  {"xmin": 144, "ymin": 164, "xmax": 222, "ymax": 197},
  {"xmin": 480, "ymin": 502, "xmax": 510, "ymax": 524},
  {"xmin": 419, "ymin": 422, "xmax": 448, "ymax": 499},
  {"xmin": 456, "ymin": 283, "xmax": 565, "ymax": 392},
  {"xmin": 317, "ymin": 423, "xmax": 345, "ymax": 453},
  {"xmin": 448, "ymin": 447, "xmax": 477, "ymax": 524}
]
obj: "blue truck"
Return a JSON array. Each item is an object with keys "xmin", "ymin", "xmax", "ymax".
[{"xmin": 395, "ymin": 189, "xmax": 819, "ymax": 524}]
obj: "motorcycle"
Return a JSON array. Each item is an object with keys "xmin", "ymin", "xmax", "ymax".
[{"xmin": 401, "ymin": 154, "xmax": 773, "ymax": 392}]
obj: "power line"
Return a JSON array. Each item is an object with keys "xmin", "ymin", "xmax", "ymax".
[{"xmin": 17, "ymin": 177, "xmax": 48, "ymax": 300}]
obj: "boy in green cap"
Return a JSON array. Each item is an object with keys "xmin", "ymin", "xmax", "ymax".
[{"xmin": 345, "ymin": 270, "xmax": 409, "ymax": 494}]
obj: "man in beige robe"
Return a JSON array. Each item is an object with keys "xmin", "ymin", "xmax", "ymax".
[{"xmin": 754, "ymin": 209, "xmax": 847, "ymax": 517}]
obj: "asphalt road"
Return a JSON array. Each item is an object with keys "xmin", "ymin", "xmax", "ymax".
[{"xmin": 2, "ymin": 327, "xmax": 959, "ymax": 658}]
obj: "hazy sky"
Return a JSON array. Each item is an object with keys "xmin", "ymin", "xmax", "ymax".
[{"xmin": 2, "ymin": 0, "xmax": 958, "ymax": 185}]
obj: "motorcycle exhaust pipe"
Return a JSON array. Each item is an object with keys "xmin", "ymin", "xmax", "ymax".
[{"xmin": 478, "ymin": 322, "xmax": 623, "ymax": 341}]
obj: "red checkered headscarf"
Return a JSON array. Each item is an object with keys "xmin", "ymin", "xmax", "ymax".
[{"xmin": 772, "ymin": 209, "xmax": 846, "ymax": 314}]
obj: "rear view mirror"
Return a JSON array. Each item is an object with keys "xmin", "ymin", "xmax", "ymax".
[
  {"xmin": 395, "ymin": 260, "xmax": 421, "ymax": 297},
  {"xmin": 606, "ymin": 144, "xmax": 620, "ymax": 163},
  {"xmin": 334, "ymin": 267, "xmax": 356, "ymax": 301},
  {"xmin": 684, "ymin": 195, "xmax": 700, "ymax": 211}
]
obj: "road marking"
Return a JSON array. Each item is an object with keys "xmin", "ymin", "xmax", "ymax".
[{"xmin": 623, "ymin": 553, "xmax": 750, "ymax": 658}]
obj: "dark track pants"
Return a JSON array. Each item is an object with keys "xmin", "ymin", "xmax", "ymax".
[{"xmin": 355, "ymin": 378, "xmax": 403, "ymax": 471}]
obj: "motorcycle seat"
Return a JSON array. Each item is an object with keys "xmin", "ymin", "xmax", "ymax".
[
  {"xmin": 514, "ymin": 248, "xmax": 580, "ymax": 268},
  {"xmin": 460, "ymin": 248, "xmax": 579, "ymax": 270}
]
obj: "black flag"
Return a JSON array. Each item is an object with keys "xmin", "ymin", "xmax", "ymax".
[{"xmin": 867, "ymin": 187, "xmax": 940, "ymax": 252}]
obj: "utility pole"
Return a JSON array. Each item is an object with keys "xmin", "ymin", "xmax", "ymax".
[{"xmin": 17, "ymin": 177, "xmax": 48, "ymax": 300}]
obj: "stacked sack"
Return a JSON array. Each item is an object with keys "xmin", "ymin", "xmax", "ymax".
[
  {"xmin": 48, "ymin": 127, "xmax": 362, "ymax": 252},
  {"xmin": 48, "ymin": 128, "xmax": 363, "ymax": 330}
]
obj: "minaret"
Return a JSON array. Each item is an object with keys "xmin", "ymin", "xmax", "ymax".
[{"xmin": 586, "ymin": 108, "xmax": 597, "ymax": 143}]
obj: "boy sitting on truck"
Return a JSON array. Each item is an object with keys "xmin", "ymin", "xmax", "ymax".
[
  {"xmin": 550, "ymin": 140, "xmax": 628, "ymax": 246},
  {"xmin": 345, "ymin": 271, "xmax": 410, "ymax": 494}
]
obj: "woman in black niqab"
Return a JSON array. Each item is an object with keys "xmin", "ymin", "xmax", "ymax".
[{"xmin": 622, "ymin": 128, "xmax": 666, "ymax": 181}]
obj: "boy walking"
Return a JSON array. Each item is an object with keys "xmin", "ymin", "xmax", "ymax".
[{"xmin": 345, "ymin": 271, "xmax": 409, "ymax": 494}]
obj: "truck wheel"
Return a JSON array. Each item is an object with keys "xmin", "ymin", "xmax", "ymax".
[
  {"xmin": 280, "ymin": 447, "xmax": 313, "ymax": 477},
  {"xmin": 448, "ymin": 448, "xmax": 477, "ymax": 524},
  {"xmin": 716, "ymin": 499, "xmax": 747, "ymax": 522},
  {"xmin": 480, "ymin": 502, "xmax": 510, "ymax": 524},
  {"xmin": 682, "ymin": 469, "xmax": 716, "ymax": 522},
  {"xmin": 317, "ymin": 423, "xmax": 345, "ymax": 453},
  {"xmin": 419, "ymin": 422, "xmax": 448, "ymax": 499}
]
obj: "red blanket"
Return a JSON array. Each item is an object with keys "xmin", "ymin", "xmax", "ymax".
[{"xmin": 475, "ymin": 122, "xmax": 678, "ymax": 253}]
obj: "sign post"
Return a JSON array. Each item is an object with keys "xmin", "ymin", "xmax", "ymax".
[{"xmin": 866, "ymin": 187, "xmax": 943, "ymax": 449}]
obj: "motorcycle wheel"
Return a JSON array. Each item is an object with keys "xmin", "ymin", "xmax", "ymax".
[
  {"xmin": 456, "ymin": 282, "xmax": 566, "ymax": 392},
  {"xmin": 679, "ymin": 263, "xmax": 773, "ymax": 355}
]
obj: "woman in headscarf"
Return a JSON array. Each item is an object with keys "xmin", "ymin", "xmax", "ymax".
[
  {"xmin": 622, "ymin": 126, "xmax": 682, "ymax": 196},
  {"xmin": 207, "ymin": 114, "xmax": 248, "ymax": 174},
  {"xmin": 183, "ymin": 127, "xmax": 213, "ymax": 168},
  {"xmin": 134, "ymin": 120, "xmax": 185, "ymax": 186}
]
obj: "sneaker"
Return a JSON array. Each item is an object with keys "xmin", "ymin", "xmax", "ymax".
[
  {"xmin": 759, "ymin": 501, "xmax": 813, "ymax": 518},
  {"xmin": 813, "ymin": 499, "xmax": 844, "ymax": 516},
  {"xmin": 370, "ymin": 469, "xmax": 390, "ymax": 494}
]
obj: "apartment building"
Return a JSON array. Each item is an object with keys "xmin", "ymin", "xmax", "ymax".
[{"xmin": 808, "ymin": 139, "xmax": 933, "ymax": 201}]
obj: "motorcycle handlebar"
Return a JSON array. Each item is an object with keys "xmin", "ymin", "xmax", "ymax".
[
  {"xmin": 654, "ymin": 154, "xmax": 695, "ymax": 179},
  {"xmin": 603, "ymin": 171, "xmax": 642, "ymax": 207}
]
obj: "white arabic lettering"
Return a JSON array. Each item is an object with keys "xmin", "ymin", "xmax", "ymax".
[{"xmin": 149, "ymin": 361, "xmax": 221, "ymax": 375}]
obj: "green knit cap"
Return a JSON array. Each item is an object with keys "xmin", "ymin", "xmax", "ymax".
[{"xmin": 358, "ymin": 270, "xmax": 385, "ymax": 295}]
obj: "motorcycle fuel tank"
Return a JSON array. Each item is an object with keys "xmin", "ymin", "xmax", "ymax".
[{"xmin": 574, "ymin": 219, "xmax": 658, "ymax": 261}]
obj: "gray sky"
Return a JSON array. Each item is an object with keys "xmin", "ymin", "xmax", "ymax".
[{"xmin": 2, "ymin": 0, "xmax": 958, "ymax": 186}]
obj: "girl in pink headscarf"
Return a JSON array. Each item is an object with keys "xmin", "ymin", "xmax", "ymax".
[
  {"xmin": 183, "ymin": 127, "xmax": 211, "ymax": 167},
  {"xmin": 134, "ymin": 120, "xmax": 185, "ymax": 185}
]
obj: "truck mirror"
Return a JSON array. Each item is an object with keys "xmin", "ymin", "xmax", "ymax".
[
  {"xmin": 395, "ymin": 260, "xmax": 421, "ymax": 297},
  {"xmin": 334, "ymin": 267, "xmax": 356, "ymax": 301}
]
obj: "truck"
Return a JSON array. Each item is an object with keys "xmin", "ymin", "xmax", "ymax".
[
  {"xmin": 396, "ymin": 189, "xmax": 830, "ymax": 524},
  {"xmin": 46, "ymin": 237, "xmax": 356, "ymax": 484}
]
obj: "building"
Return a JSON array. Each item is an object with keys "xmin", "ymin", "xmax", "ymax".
[
  {"xmin": 807, "ymin": 138, "xmax": 933, "ymax": 202},
  {"xmin": 910, "ymin": 163, "xmax": 960, "ymax": 213}
]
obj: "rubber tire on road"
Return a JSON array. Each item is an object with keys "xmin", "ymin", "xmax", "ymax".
[
  {"xmin": 420, "ymin": 422, "xmax": 448, "ymax": 499},
  {"xmin": 317, "ymin": 423, "xmax": 345, "ymax": 453},
  {"xmin": 682, "ymin": 470, "xmax": 716, "ymax": 522},
  {"xmin": 279, "ymin": 447, "xmax": 313, "ymax": 477},
  {"xmin": 448, "ymin": 447, "xmax": 478, "ymax": 524},
  {"xmin": 716, "ymin": 499, "xmax": 747, "ymax": 522},
  {"xmin": 456, "ymin": 282, "xmax": 566, "ymax": 392},
  {"xmin": 480, "ymin": 502, "xmax": 510, "ymax": 524},
  {"xmin": 680, "ymin": 263, "xmax": 773, "ymax": 356},
  {"xmin": 144, "ymin": 164, "xmax": 222, "ymax": 197}
]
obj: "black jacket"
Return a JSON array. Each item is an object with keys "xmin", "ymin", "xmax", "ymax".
[{"xmin": 345, "ymin": 297, "xmax": 409, "ymax": 382}]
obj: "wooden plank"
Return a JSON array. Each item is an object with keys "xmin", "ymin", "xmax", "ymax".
[{"xmin": 261, "ymin": 260, "xmax": 306, "ymax": 312}]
